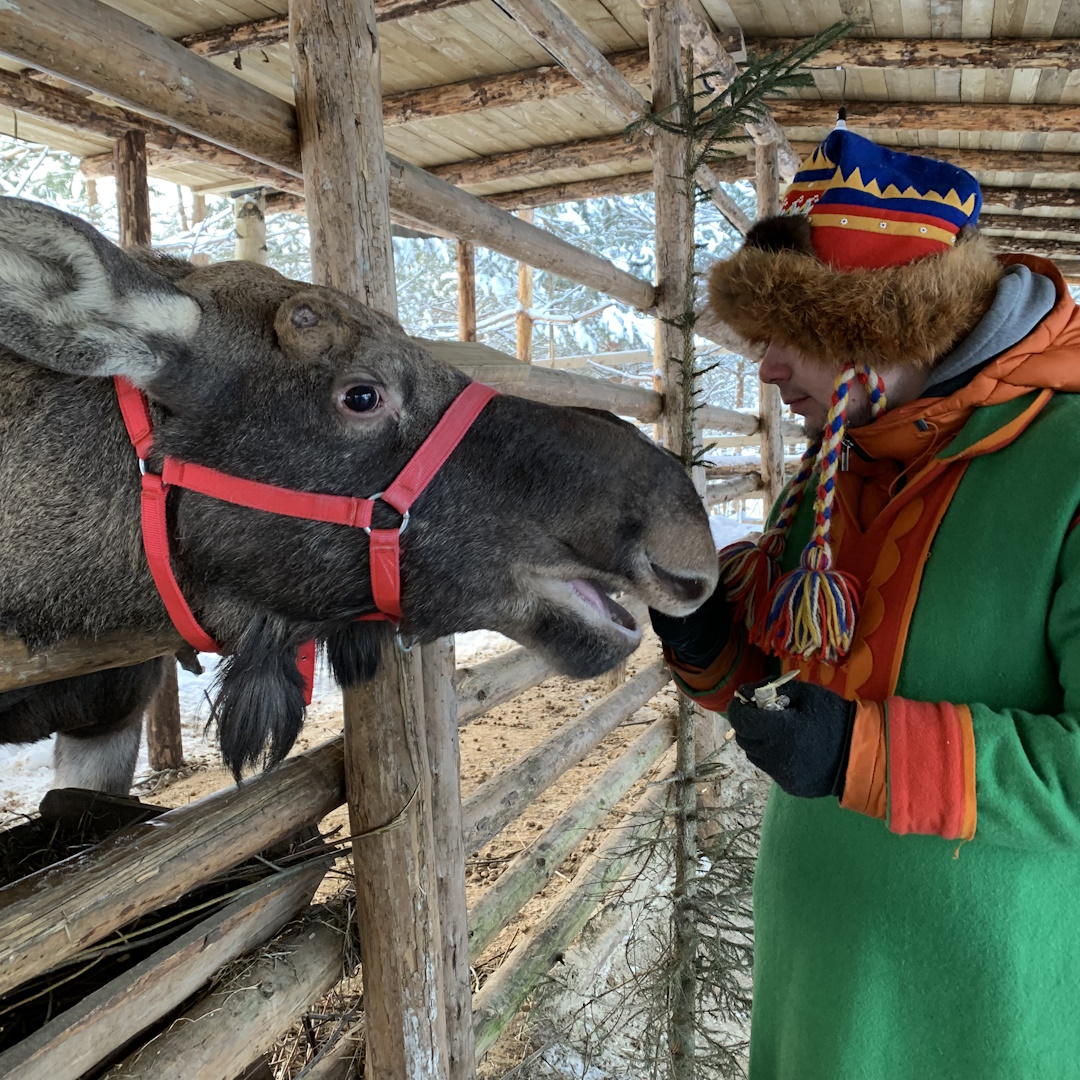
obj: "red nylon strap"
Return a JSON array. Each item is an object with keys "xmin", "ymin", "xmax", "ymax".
[
  {"xmin": 382, "ymin": 382, "xmax": 498, "ymax": 514},
  {"xmin": 162, "ymin": 459, "xmax": 375, "ymax": 529},
  {"xmin": 368, "ymin": 529, "xmax": 403, "ymax": 620},
  {"xmin": 139, "ymin": 472, "xmax": 219, "ymax": 653},
  {"xmin": 114, "ymin": 375, "xmax": 155, "ymax": 459}
]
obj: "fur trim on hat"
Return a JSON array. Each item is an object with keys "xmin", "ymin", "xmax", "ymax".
[{"xmin": 706, "ymin": 216, "xmax": 1003, "ymax": 370}]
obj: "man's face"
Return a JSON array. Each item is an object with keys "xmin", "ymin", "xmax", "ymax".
[{"xmin": 758, "ymin": 343, "xmax": 926, "ymax": 435}]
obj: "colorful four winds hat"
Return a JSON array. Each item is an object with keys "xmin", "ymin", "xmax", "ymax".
[{"xmin": 707, "ymin": 130, "xmax": 1004, "ymax": 666}]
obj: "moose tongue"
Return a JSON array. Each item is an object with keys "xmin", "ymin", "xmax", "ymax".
[{"xmin": 569, "ymin": 579, "xmax": 638, "ymax": 632}]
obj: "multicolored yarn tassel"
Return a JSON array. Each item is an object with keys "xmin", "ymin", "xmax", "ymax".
[
  {"xmin": 751, "ymin": 362, "xmax": 887, "ymax": 664},
  {"xmin": 716, "ymin": 435, "xmax": 821, "ymax": 630}
]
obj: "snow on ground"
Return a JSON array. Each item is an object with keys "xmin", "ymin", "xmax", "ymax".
[
  {"xmin": 709, "ymin": 509, "xmax": 758, "ymax": 550},
  {"xmin": 0, "ymin": 629, "xmax": 518, "ymax": 823}
]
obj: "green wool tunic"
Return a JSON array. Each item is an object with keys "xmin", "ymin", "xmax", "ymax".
[{"xmin": 751, "ymin": 390, "xmax": 1080, "ymax": 1079}]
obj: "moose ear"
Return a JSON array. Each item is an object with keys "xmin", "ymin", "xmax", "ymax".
[{"xmin": 0, "ymin": 197, "xmax": 201, "ymax": 382}]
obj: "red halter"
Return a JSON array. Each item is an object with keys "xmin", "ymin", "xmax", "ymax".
[{"xmin": 113, "ymin": 376, "xmax": 497, "ymax": 701}]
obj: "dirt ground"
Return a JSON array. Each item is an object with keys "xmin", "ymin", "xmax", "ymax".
[{"xmin": 133, "ymin": 630, "xmax": 687, "ymax": 1078}]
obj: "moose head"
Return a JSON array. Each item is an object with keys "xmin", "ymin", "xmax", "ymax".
[{"xmin": 0, "ymin": 197, "xmax": 717, "ymax": 780}]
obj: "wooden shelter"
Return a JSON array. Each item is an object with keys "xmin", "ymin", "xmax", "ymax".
[{"xmin": 0, "ymin": 2, "xmax": 1076, "ymax": 1078}]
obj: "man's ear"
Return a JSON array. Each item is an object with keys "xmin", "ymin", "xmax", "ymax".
[{"xmin": 0, "ymin": 196, "xmax": 201, "ymax": 383}]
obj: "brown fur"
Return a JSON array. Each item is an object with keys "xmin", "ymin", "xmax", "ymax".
[{"xmin": 707, "ymin": 222, "xmax": 1003, "ymax": 370}]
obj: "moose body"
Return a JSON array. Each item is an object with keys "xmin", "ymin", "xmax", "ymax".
[{"xmin": 0, "ymin": 197, "xmax": 717, "ymax": 793}]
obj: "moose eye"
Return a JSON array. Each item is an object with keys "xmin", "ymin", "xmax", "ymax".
[{"xmin": 341, "ymin": 385, "xmax": 381, "ymax": 414}]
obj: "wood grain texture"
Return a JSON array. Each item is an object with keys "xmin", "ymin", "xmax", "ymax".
[
  {"xmin": 0, "ymin": 738, "xmax": 345, "ymax": 999},
  {"xmin": 146, "ymin": 660, "xmax": 184, "ymax": 772},
  {"xmin": 0, "ymin": 863, "xmax": 328, "ymax": 1080},
  {"xmin": 0, "ymin": 0, "xmax": 302, "ymax": 174}
]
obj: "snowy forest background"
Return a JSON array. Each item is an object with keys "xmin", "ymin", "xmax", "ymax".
[{"xmin": 0, "ymin": 135, "xmax": 764, "ymax": 415}]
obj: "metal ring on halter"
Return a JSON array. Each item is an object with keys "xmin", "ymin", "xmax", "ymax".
[
  {"xmin": 395, "ymin": 631, "xmax": 413, "ymax": 654},
  {"xmin": 362, "ymin": 492, "xmax": 410, "ymax": 536},
  {"xmin": 138, "ymin": 457, "xmax": 148, "ymax": 476}
]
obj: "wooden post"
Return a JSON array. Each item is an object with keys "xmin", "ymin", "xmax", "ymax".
[
  {"xmin": 422, "ymin": 639, "xmax": 476, "ymax": 1080},
  {"xmin": 457, "ymin": 240, "xmax": 476, "ymax": 342},
  {"xmin": 146, "ymin": 661, "xmax": 184, "ymax": 771},
  {"xmin": 234, "ymin": 189, "xmax": 267, "ymax": 264},
  {"xmin": 755, "ymin": 141, "xmax": 785, "ymax": 506},
  {"xmin": 114, "ymin": 127, "xmax": 184, "ymax": 779},
  {"xmin": 516, "ymin": 208, "xmax": 534, "ymax": 362},
  {"xmin": 290, "ymin": 3, "xmax": 450, "ymax": 1077},
  {"xmin": 192, "ymin": 192, "xmax": 206, "ymax": 225},
  {"xmin": 113, "ymin": 129, "xmax": 150, "ymax": 248}
]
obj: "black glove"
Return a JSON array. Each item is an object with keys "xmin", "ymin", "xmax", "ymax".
[
  {"xmin": 727, "ymin": 678, "xmax": 856, "ymax": 799},
  {"xmin": 648, "ymin": 585, "xmax": 735, "ymax": 669}
]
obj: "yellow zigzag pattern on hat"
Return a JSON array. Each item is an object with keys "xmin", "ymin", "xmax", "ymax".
[{"xmin": 787, "ymin": 161, "xmax": 978, "ymax": 215}]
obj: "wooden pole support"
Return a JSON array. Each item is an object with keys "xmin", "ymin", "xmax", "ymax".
[
  {"xmin": 113, "ymin": 129, "xmax": 151, "ymax": 248},
  {"xmin": 516, "ymin": 208, "xmax": 535, "ymax": 362},
  {"xmin": 234, "ymin": 189, "xmax": 267, "ymax": 264},
  {"xmin": 146, "ymin": 659, "xmax": 184, "ymax": 772},
  {"xmin": 290, "ymin": 0, "xmax": 449, "ymax": 1075},
  {"xmin": 423, "ymin": 639, "xmax": 476, "ymax": 1080},
  {"xmin": 457, "ymin": 240, "xmax": 476, "ymax": 343}
]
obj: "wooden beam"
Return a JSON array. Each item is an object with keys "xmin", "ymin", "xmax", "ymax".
[
  {"xmin": 986, "ymin": 236, "xmax": 1080, "ymax": 258},
  {"xmin": 428, "ymin": 132, "xmax": 650, "ymax": 188},
  {"xmin": 457, "ymin": 240, "xmax": 476, "ymax": 342},
  {"xmin": 494, "ymin": 0, "xmax": 651, "ymax": 122},
  {"xmin": 0, "ymin": 738, "xmax": 345, "ymax": 998},
  {"xmin": 981, "ymin": 188, "xmax": 1080, "ymax": 211},
  {"xmin": 484, "ymin": 170, "xmax": 658, "ymax": 210},
  {"xmin": 113, "ymin": 129, "xmax": 151, "ymax": 248},
  {"xmin": 178, "ymin": 0, "xmax": 477, "ymax": 58},
  {"xmin": 387, "ymin": 156, "xmax": 656, "ymax": 310},
  {"xmin": 768, "ymin": 99, "xmax": 1080, "ymax": 134},
  {"xmin": 979, "ymin": 213, "xmax": 1080, "ymax": 234},
  {"xmin": 461, "ymin": 659, "xmax": 671, "ymax": 854},
  {"xmin": 0, "ymin": 4, "xmax": 656, "ymax": 314},
  {"xmin": 751, "ymin": 36, "xmax": 1080, "ymax": 70},
  {"xmin": 676, "ymin": 0, "xmax": 801, "ymax": 181},
  {"xmin": 0, "ymin": 0, "xmax": 302, "ymax": 174},
  {"xmin": 383, "ymin": 49, "xmax": 651, "ymax": 127},
  {"xmin": 0, "ymin": 863, "xmax": 327, "ymax": 1080},
  {"xmin": 788, "ymin": 142, "xmax": 1080, "ymax": 177},
  {"xmin": 290, "ymin": 3, "xmax": 449, "ymax": 1077}
]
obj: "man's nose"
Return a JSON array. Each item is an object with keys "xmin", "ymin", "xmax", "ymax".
[{"xmin": 758, "ymin": 344, "xmax": 792, "ymax": 385}]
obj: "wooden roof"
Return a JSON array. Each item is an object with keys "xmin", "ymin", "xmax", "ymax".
[{"xmin": 0, "ymin": 0, "xmax": 1077, "ymax": 264}]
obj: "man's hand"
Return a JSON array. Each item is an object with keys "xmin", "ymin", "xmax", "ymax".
[
  {"xmin": 727, "ymin": 678, "xmax": 856, "ymax": 798},
  {"xmin": 648, "ymin": 585, "xmax": 735, "ymax": 669}
]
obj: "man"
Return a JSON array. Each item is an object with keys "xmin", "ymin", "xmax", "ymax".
[{"xmin": 652, "ymin": 128, "xmax": 1080, "ymax": 1079}]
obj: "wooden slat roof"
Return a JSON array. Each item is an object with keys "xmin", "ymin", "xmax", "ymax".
[{"xmin": 0, "ymin": 0, "xmax": 1077, "ymax": 257}]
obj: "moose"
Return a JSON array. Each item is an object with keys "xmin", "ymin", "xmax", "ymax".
[{"xmin": 0, "ymin": 197, "xmax": 717, "ymax": 794}]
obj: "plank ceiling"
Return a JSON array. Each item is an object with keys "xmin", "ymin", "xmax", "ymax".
[{"xmin": 0, "ymin": 0, "xmax": 1076, "ymax": 252}]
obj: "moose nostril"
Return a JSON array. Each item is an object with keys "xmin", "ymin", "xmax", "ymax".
[{"xmin": 649, "ymin": 561, "xmax": 711, "ymax": 604}]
